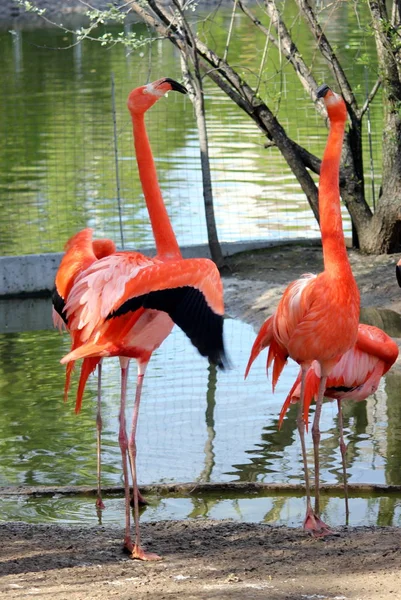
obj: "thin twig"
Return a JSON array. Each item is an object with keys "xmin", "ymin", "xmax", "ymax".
[
  {"xmin": 359, "ymin": 77, "xmax": 382, "ymax": 119},
  {"xmin": 224, "ymin": 0, "xmax": 238, "ymax": 62}
]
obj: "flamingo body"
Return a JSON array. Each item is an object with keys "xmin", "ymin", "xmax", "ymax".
[
  {"xmin": 245, "ymin": 85, "xmax": 360, "ymax": 535},
  {"xmin": 59, "ymin": 77, "xmax": 227, "ymax": 560}
]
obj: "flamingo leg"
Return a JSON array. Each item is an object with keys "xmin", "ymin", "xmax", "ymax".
[
  {"xmin": 127, "ymin": 363, "xmax": 161, "ymax": 561},
  {"xmin": 118, "ymin": 359, "xmax": 134, "ymax": 554},
  {"xmin": 311, "ymin": 374, "xmax": 333, "ymax": 536},
  {"xmin": 297, "ymin": 369, "xmax": 313, "ymax": 513},
  {"xmin": 337, "ymin": 398, "xmax": 349, "ymax": 524},
  {"xmin": 298, "ymin": 368, "xmax": 326, "ymax": 536},
  {"xmin": 95, "ymin": 361, "xmax": 105, "ymax": 511}
]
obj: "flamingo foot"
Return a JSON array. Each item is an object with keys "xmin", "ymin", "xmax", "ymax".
[
  {"xmin": 123, "ymin": 539, "xmax": 161, "ymax": 561},
  {"xmin": 303, "ymin": 506, "xmax": 334, "ymax": 538},
  {"xmin": 96, "ymin": 497, "xmax": 105, "ymax": 510},
  {"xmin": 131, "ymin": 490, "xmax": 148, "ymax": 507},
  {"xmin": 131, "ymin": 544, "xmax": 162, "ymax": 561}
]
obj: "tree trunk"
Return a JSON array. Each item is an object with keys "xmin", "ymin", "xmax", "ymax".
[
  {"xmin": 174, "ymin": 0, "xmax": 226, "ymax": 269},
  {"xmin": 363, "ymin": 0, "xmax": 401, "ymax": 253},
  {"xmin": 193, "ymin": 89, "xmax": 226, "ymax": 268},
  {"xmin": 339, "ymin": 126, "xmax": 372, "ymax": 249}
]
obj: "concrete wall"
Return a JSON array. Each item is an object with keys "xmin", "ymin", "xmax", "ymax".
[{"xmin": 0, "ymin": 240, "xmax": 284, "ymax": 298}]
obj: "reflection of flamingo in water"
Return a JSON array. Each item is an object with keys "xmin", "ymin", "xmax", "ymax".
[
  {"xmin": 245, "ymin": 84, "xmax": 360, "ymax": 536},
  {"xmin": 279, "ymin": 323, "xmax": 398, "ymax": 522},
  {"xmin": 60, "ymin": 78, "xmax": 228, "ymax": 561},
  {"xmin": 52, "ymin": 229, "xmax": 116, "ymax": 510}
]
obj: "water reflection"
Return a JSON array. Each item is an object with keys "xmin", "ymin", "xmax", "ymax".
[
  {"xmin": 0, "ymin": 303, "xmax": 400, "ymax": 526},
  {"xmin": 2, "ymin": 492, "xmax": 401, "ymax": 529}
]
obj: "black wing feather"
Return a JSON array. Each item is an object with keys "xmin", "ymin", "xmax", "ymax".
[
  {"xmin": 52, "ymin": 287, "xmax": 68, "ymax": 325},
  {"xmin": 107, "ymin": 286, "xmax": 228, "ymax": 369}
]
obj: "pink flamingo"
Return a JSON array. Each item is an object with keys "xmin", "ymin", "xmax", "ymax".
[
  {"xmin": 59, "ymin": 78, "xmax": 228, "ymax": 560},
  {"xmin": 245, "ymin": 84, "xmax": 360, "ymax": 536}
]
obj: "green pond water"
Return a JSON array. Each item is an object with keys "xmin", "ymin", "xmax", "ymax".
[
  {"xmin": 0, "ymin": 302, "xmax": 401, "ymax": 528},
  {"xmin": 0, "ymin": 3, "xmax": 399, "ymax": 529},
  {"xmin": 0, "ymin": 2, "xmax": 383, "ymax": 256}
]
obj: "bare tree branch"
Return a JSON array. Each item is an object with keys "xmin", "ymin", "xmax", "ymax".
[
  {"xmin": 129, "ymin": 0, "xmax": 321, "ymax": 220},
  {"xmin": 295, "ymin": 0, "xmax": 358, "ymax": 119},
  {"xmin": 223, "ymin": 0, "xmax": 238, "ymax": 62},
  {"xmin": 238, "ymin": 0, "xmax": 326, "ymax": 118},
  {"xmin": 368, "ymin": 0, "xmax": 401, "ymax": 100},
  {"xmin": 130, "ymin": 0, "xmax": 397, "ymax": 251},
  {"xmin": 359, "ymin": 77, "xmax": 382, "ymax": 119}
]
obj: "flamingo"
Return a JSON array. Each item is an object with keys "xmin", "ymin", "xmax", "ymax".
[
  {"xmin": 279, "ymin": 323, "xmax": 398, "ymax": 522},
  {"xmin": 245, "ymin": 84, "xmax": 360, "ymax": 535},
  {"xmin": 59, "ymin": 78, "xmax": 228, "ymax": 561},
  {"xmin": 52, "ymin": 228, "xmax": 116, "ymax": 510}
]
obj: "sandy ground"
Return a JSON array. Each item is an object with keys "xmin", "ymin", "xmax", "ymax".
[{"xmin": 1, "ymin": 242, "xmax": 401, "ymax": 600}]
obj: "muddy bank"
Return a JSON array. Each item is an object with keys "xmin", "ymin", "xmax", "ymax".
[{"xmin": 1, "ymin": 520, "xmax": 401, "ymax": 599}]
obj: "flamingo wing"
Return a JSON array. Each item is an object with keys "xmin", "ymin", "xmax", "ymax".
[
  {"xmin": 53, "ymin": 229, "xmax": 96, "ymax": 308},
  {"xmin": 244, "ymin": 316, "xmax": 273, "ymax": 379},
  {"xmin": 355, "ymin": 324, "xmax": 399, "ymax": 374},
  {"xmin": 302, "ymin": 324, "xmax": 398, "ymax": 424},
  {"xmin": 52, "ymin": 228, "xmax": 111, "ymax": 326},
  {"xmin": 107, "ymin": 258, "xmax": 227, "ymax": 369},
  {"xmin": 64, "ymin": 253, "xmax": 228, "ymax": 369},
  {"xmin": 244, "ymin": 315, "xmax": 288, "ymax": 390}
]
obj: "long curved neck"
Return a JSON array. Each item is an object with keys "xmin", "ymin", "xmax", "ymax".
[
  {"xmin": 132, "ymin": 113, "xmax": 181, "ymax": 260},
  {"xmin": 319, "ymin": 118, "xmax": 350, "ymax": 276}
]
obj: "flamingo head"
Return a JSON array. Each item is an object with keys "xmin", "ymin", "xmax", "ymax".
[
  {"xmin": 127, "ymin": 77, "xmax": 187, "ymax": 115},
  {"xmin": 396, "ymin": 259, "xmax": 401, "ymax": 287},
  {"xmin": 316, "ymin": 83, "xmax": 347, "ymax": 123}
]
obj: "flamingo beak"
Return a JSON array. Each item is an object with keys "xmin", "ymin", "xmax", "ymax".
[
  {"xmin": 163, "ymin": 78, "xmax": 187, "ymax": 94},
  {"xmin": 396, "ymin": 264, "xmax": 401, "ymax": 288},
  {"xmin": 316, "ymin": 83, "xmax": 330, "ymax": 99}
]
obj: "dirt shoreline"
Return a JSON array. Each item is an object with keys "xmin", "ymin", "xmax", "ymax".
[{"xmin": 1, "ymin": 244, "xmax": 401, "ymax": 599}]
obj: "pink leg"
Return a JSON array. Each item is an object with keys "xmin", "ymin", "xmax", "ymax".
[
  {"xmin": 95, "ymin": 362, "xmax": 105, "ymax": 510},
  {"xmin": 127, "ymin": 363, "xmax": 161, "ymax": 561},
  {"xmin": 297, "ymin": 367, "xmax": 327, "ymax": 536},
  {"xmin": 310, "ymin": 374, "xmax": 333, "ymax": 536},
  {"xmin": 118, "ymin": 359, "xmax": 134, "ymax": 554},
  {"xmin": 337, "ymin": 399, "xmax": 349, "ymax": 524}
]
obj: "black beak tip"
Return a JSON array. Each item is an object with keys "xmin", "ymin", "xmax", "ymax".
[
  {"xmin": 316, "ymin": 83, "xmax": 331, "ymax": 99},
  {"xmin": 396, "ymin": 265, "xmax": 401, "ymax": 288},
  {"xmin": 164, "ymin": 78, "xmax": 187, "ymax": 95}
]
